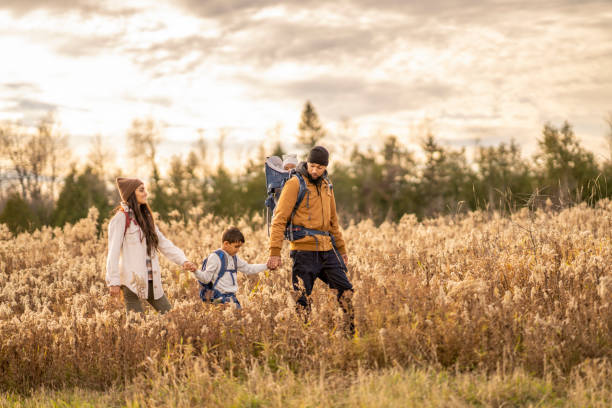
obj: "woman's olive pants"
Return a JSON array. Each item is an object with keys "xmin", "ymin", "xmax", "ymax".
[{"xmin": 121, "ymin": 281, "xmax": 171, "ymax": 314}]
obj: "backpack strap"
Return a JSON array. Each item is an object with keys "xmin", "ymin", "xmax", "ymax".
[
  {"xmin": 211, "ymin": 249, "xmax": 227, "ymax": 289},
  {"xmin": 123, "ymin": 210, "xmax": 132, "ymax": 236},
  {"xmin": 217, "ymin": 254, "xmax": 238, "ymax": 286},
  {"xmin": 294, "ymin": 173, "xmax": 308, "ymax": 212},
  {"xmin": 284, "ymin": 172, "xmax": 309, "ymax": 241},
  {"xmin": 288, "ymin": 173, "xmax": 307, "ymax": 221},
  {"xmin": 323, "ymin": 174, "xmax": 332, "ymax": 191},
  {"xmin": 230, "ymin": 255, "xmax": 238, "ymax": 285}
]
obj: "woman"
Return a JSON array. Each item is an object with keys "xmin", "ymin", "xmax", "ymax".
[{"xmin": 106, "ymin": 177, "xmax": 196, "ymax": 314}]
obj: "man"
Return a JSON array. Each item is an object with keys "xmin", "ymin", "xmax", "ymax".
[{"xmin": 267, "ymin": 146, "xmax": 354, "ymax": 334}]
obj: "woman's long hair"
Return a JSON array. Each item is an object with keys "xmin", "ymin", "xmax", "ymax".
[{"xmin": 114, "ymin": 193, "xmax": 159, "ymax": 255}]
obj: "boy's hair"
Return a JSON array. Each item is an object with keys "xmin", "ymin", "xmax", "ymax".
[{"xmin": 222, "ymin": 227, "xmax": 245, "ymax": 244}]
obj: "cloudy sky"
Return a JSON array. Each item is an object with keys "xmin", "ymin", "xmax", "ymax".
[{"xmin": 1, "ymin": 0, "xmax": 611, "ymax": 169}]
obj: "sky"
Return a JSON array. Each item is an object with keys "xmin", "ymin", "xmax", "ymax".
[{"xmin": 1, "ymin": 0, "xmax": 611, "ymax": 171}]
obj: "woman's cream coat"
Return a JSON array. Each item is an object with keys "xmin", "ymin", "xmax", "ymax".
[{"xmin": 105, "ymin": 203, "xmax": 187, "ymax": 299}]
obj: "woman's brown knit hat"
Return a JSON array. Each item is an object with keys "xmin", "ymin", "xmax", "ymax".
[{"xmin": 116, "ymin": 177, "xmax": 144, "ymax": 202}]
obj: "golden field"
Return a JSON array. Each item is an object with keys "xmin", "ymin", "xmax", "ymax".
[{"xmin": 0, "ymin": 203, "xmax": 610, "ymax": 407}]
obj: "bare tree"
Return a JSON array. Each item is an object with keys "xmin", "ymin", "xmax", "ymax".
[
  {"xmin": 37, "ymin": 114, "xmax": 69, "ymax": 199},
  {"xmin": 0, "ymin": 121, "xmax": 27, "ymax": 198},
  {"xmin": 192, "ymin": 131, "xmax": 208, "ymax": 176},
  {"xmin": 126, "ymin": 117, "xmax": 162, "ymax": 175},
  {"xmin": 0, "ymin": 114, "xmax": 68, "ymax": 202},
  {"xmin": 87, "ymin": 134, "xmax": 116, "ymax": 178},
  {"xmin": 195, "ymin": 129, "xmax": 207, "ymax": 158},
  {"xmin": 217, "ymin": 128, "xmax": 229, "ymax": 169},
  {"xmin": 336, "ymin": 116, "xmax": 357, "ymax": 160},
  {"xmin": 266, "ymin": 122, "xmax": 284, "ymax": 147}
]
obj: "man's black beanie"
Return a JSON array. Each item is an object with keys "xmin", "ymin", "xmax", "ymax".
[{"xmin": 307, "ymin": 146, "xmax": 329, "ymax": 166}]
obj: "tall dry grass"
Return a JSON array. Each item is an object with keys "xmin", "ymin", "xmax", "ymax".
[
  {"xmin": 0, "ymin": 202, "xmax": 610, "ymax": 402},
  {"xmin": 2, "ymin": 361, "xmax": 610, "ymax": 407}
]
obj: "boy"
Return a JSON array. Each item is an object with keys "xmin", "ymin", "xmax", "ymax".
[{"xmin": 193, "ymin": 227, "xmax": 267, "ymax": 308}]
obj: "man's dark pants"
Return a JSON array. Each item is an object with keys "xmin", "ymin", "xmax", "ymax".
[{"xmin": 290, "ymin": 249, "xmax": 354, "ymax": 332}]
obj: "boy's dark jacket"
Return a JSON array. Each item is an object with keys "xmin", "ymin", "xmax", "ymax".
[{"xmin": 269, "ymin": 162, "xmax": 346, "ymax": 256}]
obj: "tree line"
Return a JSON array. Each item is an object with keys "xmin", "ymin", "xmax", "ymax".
[{"xmin": 1, "ymin": 104, "xmax": 612, "ymax": 233}]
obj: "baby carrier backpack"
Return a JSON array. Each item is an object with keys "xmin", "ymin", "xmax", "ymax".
[
  {"xmin": 263, "ymin": 156, "xmax": 337, "ymax": 244},
  {"xmin": 264, "ymin": 156, "xmax": 292, "ymax": 235}
]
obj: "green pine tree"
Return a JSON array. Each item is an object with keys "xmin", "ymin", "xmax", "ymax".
[
  {"xmin": 297, "ymin": 101, "xmax": 326, "ymax": 150},
  {"xmin": 536, "ymin": 122, "xmax": 600, "ymax": 205},
  {"xmin": 52, "ymin": 166, "xmax": 112, "ymax": 227},
  {"xmin": 0, "ymin": 193, "xmax": 39, "ymax": 233}
]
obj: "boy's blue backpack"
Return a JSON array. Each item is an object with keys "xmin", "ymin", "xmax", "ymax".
[{"xmin": 198, "ymin": 249, "xmax": 238, "ymax": 302}]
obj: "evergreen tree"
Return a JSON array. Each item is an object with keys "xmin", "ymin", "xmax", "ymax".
[
  {"xmin": 343, "ymin": 146, "xmax": 383, "ymax": 221},
  {"xmin": 419, "ymin": 134, "xmax": 447, "ymax": 217},
  {"xmin": 150, "ymin": 153, "xmax": 205, "ymax": 222},
  {"xmin": 271, "ymin": 141, "xmax": 286, "ymax": 158},
  {"xmin": 474, "ymin": 140, "xmax": 534, "ymax": 211},
  {"xmin": 380, "ymin": 136, "xmax": 416, "ymax": 221},
  {"xmin": 297, "ymin": 101, "xmax": 326, "ymax": 150},
  {"xmin": 206, "ymin": 167, "xmax": 242, "ymax": 219},
  {"xmin": 52, "ymin": 166, "xmax": 112, "ymax": 227},
  {"xmin": 536, "ymin": 122, "xmax": 600, "ymax": 205},
  {"xmin": 332, "ymin": 136, "xmax": 416, "ymax": 224},
  {"xmin": 149, "ymin": 166, "xmax": 173, "ymax": 221},
  {"xmin": 0, "ymin": 193, "xmax": 39, "ymax": 233},
  {"xmin": 239, "ymin": 146, "xmax": 267, "ymax": 219},
  {"xmin": 418, "ymin": 134, "xmax": 475, "ymax": 218}
]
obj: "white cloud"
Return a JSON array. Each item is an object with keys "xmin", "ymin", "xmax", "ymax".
[{"xmin": 0, "ymin": 0, "xmax": 610, "ymax": 172}]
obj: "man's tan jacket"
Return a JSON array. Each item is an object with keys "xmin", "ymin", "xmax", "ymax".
[{"xmin": 269, "ymin": 168, "xmax": 346, "ymax": 256}]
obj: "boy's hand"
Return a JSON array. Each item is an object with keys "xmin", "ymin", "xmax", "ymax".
[
  {"xmin": 182, "ymin": 261, "xmax": 197, "ymax": 272},
  {"xmin": 267, "ymin": 256, "xmax": 282, "ymax": 270},
  {"xmin": 342, "ymin": 254, "xmax": 348, "ymax": 267}
]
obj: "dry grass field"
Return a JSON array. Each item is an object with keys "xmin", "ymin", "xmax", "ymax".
[{"xmin": 1, "ymin": 202, "xmax": 611, "ymax": 407}]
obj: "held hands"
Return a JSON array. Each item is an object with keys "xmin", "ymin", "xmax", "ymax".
[
  {"xmin": 108, "ymin": 261, "xmax": 196, "ymax": 298},
  {"xmin": 267, "ymin": 256, "xmax": 282, "ymax": 270}
]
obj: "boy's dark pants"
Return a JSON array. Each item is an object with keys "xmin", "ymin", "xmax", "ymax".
[{"xmin": 290, "ymin": 250, "xmax": 354, "ymax": 332}]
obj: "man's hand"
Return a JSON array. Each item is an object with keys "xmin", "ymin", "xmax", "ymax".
[
  {"xmin": 109, "ymin": 285, "xmax": 121, "ymax": 297},
  {"xmin": 342, "ymin": 254, "xmax": 348, "ymax": 267},
  {"xmin": 267, "ymin": 256, "xmax": 282, "ymax": 270},
  {"xmin": 182, "ymin": 261, "xmax": 197, "ymax": 272}
]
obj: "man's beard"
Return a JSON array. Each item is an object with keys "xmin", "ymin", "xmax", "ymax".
[{"xmin": 307, "ymin": 172, "xmax": 322, "ymax": 185}]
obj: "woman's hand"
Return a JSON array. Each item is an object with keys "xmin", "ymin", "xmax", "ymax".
[
  {"xmin": 182, "ymin": 261, "xmax": 197, "ymax": 272},
  {"xmin": 109, "ymin": 286, "xmax": 121, "ymax": 297}
]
